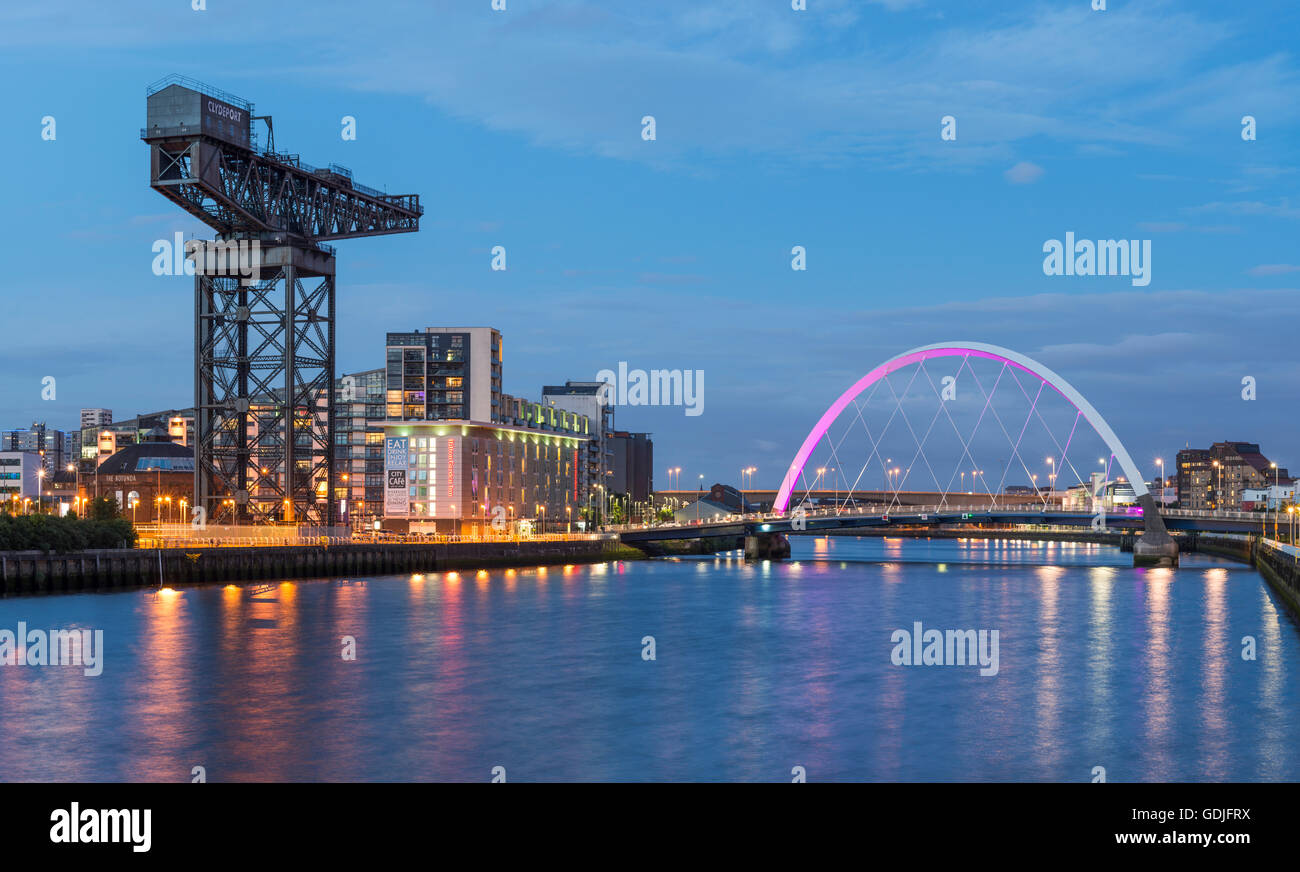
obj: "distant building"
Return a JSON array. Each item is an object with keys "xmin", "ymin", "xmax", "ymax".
[
  {"xmin": 45, "ymin": 470, "xmax": 79, "ymax": 515},
  {"xmin": 85, "ymin": 410, "xmax": 195, "ymax": 468},
  {"xmin": 542, "ymin": 381, "xmax": 614, "ymax": 516},
  {"xmin": 671, "ymin": 484, "xmax": 754, "ymax": 523},
  {"xmin": 1177, "ymin": 442, "xmax": 1291, "ymax": 511},
  {"xmin": 2, "ymin": 422, "xmax": 70, "ymax": 476},
  {"xmin": 1242, "ymin": 484, "xmax": 1295, "ymax": 511},
  {"xmin": 672, "ymin": 497, "xmax": 733, "ymax": 524},
  {"xmin": 0, "ymin": 451, "xmax": 43, "ymax": 502},
  {"xmin": 609, "ymin": 429, "xmax": 653, "ymax": 505},
  {"xmin": 1151, "ymin": 474, "xmax": 1177, "ymax": 506},
  {"xmin": 1061, "ymin": 473, "xmax": 1137, "ymax": 510},
  {"xmin": 80, "ymin": 408, "xmax": 113, "ymax": 430}
]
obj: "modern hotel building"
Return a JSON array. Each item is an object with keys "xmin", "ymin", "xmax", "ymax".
[{"xmin": 376, "ymin": 328, "xmax": 592, "ymax": 534}]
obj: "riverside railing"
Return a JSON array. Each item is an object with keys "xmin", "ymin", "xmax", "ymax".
[{"xmin": 134, "ymin": 530, "xmax": 613, "ymax": 550}]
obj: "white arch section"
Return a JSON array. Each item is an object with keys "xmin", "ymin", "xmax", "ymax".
[{"xmin": 773, "ymin": 341, "xmax": 1149, "ymax": 513}]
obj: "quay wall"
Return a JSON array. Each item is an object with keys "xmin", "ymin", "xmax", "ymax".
[{"xmin": 0, "ymin": 539, "xmax": 645, "ymax": 596}]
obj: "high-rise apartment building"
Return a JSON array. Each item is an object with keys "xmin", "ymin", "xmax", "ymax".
[
  {"xmin": 335, "ymin": 367, "xmax": 387, "ymax": 523},
  {"xmin": 385, "ymin": 328, "xmax": 502, "ymax": 423},
  {"xmin": 542, "ymin": 381, "xmax": 614, "ymax": 518}
]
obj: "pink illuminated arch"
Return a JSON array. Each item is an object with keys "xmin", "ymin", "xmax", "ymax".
[{"xmin": 773, "ymin": 342, "xmax": 1149, "ymax": 513}]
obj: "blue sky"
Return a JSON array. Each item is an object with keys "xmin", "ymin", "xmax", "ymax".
[{"xmin": 2, "ymin": 0, "xmax": 1298, "ymax": 490}]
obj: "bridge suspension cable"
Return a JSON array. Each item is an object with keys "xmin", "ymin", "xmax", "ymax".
[{"xmin": 775, "ymin": 342, "xmax": 1149, "ymax": 519}]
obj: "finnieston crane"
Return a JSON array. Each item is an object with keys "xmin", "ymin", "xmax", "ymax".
[{"xmin": 142, "ymin": 75, "xmax": 422, "ymax": 527}]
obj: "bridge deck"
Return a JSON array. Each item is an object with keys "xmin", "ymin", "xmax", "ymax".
[{"xmin": 617, "ymin": 506, "xmax": 1270, "ymax": 543}]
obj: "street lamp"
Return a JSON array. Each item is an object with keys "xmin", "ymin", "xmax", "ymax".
[{"xmin": 740, "ymin": 466, "xmax": 755, "ymax": 515}]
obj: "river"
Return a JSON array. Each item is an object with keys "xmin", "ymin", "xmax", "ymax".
[{"xmin": 1, "ymin": 536, "xmax": 1295, "ymax": 782}]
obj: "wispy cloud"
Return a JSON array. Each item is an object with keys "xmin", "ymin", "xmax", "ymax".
[
  {"xmin": 1004, "ymin": 161, "xmax": 1044, "ymax": 184},
  {"xmin": 1247, "ymin": 263, "xmax": 1300, "ymax": 276}
]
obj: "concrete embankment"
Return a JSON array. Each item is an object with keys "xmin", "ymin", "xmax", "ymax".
[
  {"xmin": 1190, "ymin": 534, "xmax": 1300, "ymax": 619},
  {"xmin": 0, "ymin": 539, "xmax": 646, "ymax": 597},
  {"xmin": 1255, "ymin": 544, "xmax": 1300, "ymax": 617}
]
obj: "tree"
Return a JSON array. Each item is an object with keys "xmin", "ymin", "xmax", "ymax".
[{"xmin": 88, "ymin": 495, "xmax": 121, "ymax": 521}]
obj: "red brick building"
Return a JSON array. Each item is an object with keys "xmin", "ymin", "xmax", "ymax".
[{"xmin": 78, "ymin": 439, "xmax": 194, "ymax": 524}]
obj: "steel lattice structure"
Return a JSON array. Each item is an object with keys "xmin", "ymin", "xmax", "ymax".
[
  {"xmin": 143, "ymin": 76, "xmax": 422, "ymax": 525},
  {"xmin": 146, "ymin": 138, "xmax": 421, "ymax": 242}
]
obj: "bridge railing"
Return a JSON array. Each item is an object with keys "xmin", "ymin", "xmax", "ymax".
[
  {"xmin": 610, "ymin": 504, "xmax": 1275, "ymax": 535},
  {"xmin": 609, "ymin": 503, "xmax": 1274, "ymax": 534}
]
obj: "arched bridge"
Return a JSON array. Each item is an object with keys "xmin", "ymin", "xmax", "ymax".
[{"xmin": 631, "ymin": 342, "xmax": 1185, "ymax": 566}]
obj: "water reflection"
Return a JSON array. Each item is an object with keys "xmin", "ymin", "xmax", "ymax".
[
  {"xmin": 1140, "ymin": 569, "xmax": 1174, "ymax": 779},
  {"xmin": 1199, "ymin": 569, "xmax": 1229, "ymax": 780},
  {"xmin": 0, "ymin": 537, "xmax": 1295, "ymax": 782}
]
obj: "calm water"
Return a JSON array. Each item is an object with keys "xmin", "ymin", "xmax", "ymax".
[{"xmin": 1, "ymin": 537, "xmax": 1297, "ymax": 782}]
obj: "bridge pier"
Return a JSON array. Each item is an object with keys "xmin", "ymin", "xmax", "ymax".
[
  {"xmin": 1133, "ymin": 494, "xmax": 1179, "ymax": 568},
  {"xmin": 744, "ymin": 532, "xmax": 790, "ymax": 561}
]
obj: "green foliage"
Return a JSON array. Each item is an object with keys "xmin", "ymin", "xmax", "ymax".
[
  {"xmin": 87, "ymin": 496, "xmax": 121, "ymax": 521},
  {"xmin": 0, "ymin": 513, "xmax": 137, "ymax": 554}
]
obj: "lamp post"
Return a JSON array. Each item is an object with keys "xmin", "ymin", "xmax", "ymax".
[
  {"xmin": 1271, "ymin": 462, "xmax": 1279, "ymax": 526},
  {"xmin": 740, "ymin": 466, "xmax": 755, "ymax": 516},
  {"xmin": 1156, "ymin": 457, "xmax": 1164, "ymax": 507}
]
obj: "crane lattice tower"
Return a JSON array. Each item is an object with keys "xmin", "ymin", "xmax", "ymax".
[{"xmin": 142, "ymin": 76, "xmax": 422, "ymax": 526}]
